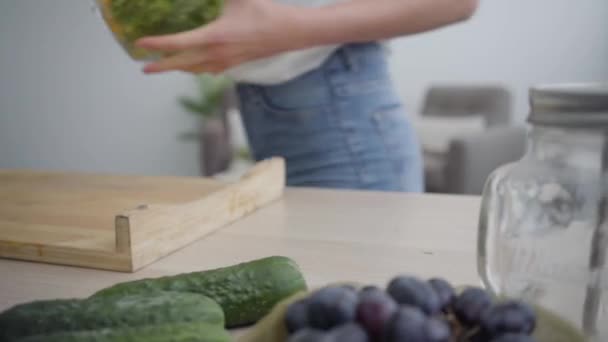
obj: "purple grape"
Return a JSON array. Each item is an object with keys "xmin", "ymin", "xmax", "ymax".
[
  {"xmin": 422, "ymin": 317, "xmax": 451, "ymax": 342},
  {"xmin": 360, "ymin": 285, "xmax": 381, "ymax": 294},
  {"xmin": 327, "ymin": 323, "xmax": 369, "ymax": 342},
  {"xmin": 385, "ymin": 306, "xmax": 428, "ymax": 342},
  {"xmin": 356, "ymin": 287, "xmax": 397, "ymax": 339},
  {"xmin": 308, "ymin": 286, "xmax": 359, "ymax": 330},
  {"xmin": 481, "ymin": 301, "xmax": 537, "ymax": 336},
  {"xmin": 468, "ymin": 331, "xmax": 493, "ymax": 342},
  {"xmin": 340, "ymin": 284, "xmax": 357, "ymax": 293},
  {"xmin": 491, "ymin": 333, "xmax": 537, "ymax": 342},
  {"xmin": 387, "ymin": 276, "xmax": 441, "ymax": 315},
  {"xmin": 452, "ymin": 287, "xmax": 493, "ymax": 326},
  {"xmin": 386, "ymin": 306, "xmax": 452, "ymax": 342},
  {"xmin": 428, "ymin": 278, "xmax": 455, "ymax": 311},
  {"xmin": 285, "ymin": 299, "xmax": 311, "ymax": 333},
  {"xmin": 288, "ymin": 328, "xmax": 330, "ymax": 342}
]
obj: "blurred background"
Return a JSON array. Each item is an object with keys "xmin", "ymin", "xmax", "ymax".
[{"xmin": 1, "ymin": 0, "xmax": 607, "ymax": 194}]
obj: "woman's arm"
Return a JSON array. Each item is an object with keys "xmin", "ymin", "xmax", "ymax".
[
  {"xmin": 292, "ymin": 0, "xmax": 478, "ymax": 48},
  {"xmin": 137, "ymin": 0, "xmax": 478, "ymax": 74}
]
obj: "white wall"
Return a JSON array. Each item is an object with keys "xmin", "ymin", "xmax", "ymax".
[
  {"xmin": 1, "ymin": 0, "xmax": 607, "ymax": 175},
  {"xmin": 388, "ymin": 0, "xmax": 608, "ymax": 121},
  {"xmin": 0, "ymin": 0, "xmax": 202, "ymax": 176}
]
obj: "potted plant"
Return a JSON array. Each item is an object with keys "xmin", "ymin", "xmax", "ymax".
[{"xmin": 179, "ymin": 74, "xmax": 236, "ymax": 177}]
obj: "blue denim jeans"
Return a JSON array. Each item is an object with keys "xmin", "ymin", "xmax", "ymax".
[{"xmin": 236, "ymin": 42, "xmax": 424, "ymax": 192}]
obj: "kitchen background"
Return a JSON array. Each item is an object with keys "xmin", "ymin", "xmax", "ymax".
[{"xmin": 1, "ymin": 0, "xmax": 607, "ymax": 192}]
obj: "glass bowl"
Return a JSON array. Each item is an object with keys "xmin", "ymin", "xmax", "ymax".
[{"xmin": 92, "ymin": 0, "xmax": 223, "ymax": 61}]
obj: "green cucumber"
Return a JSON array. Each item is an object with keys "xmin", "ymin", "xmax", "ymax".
[
  {"xmin": 15, "ymin": 322, "xmax": 230, "ymax": 342},
  {"xmin": 93, "ymin": 256, "xmax": 308, "ymax": 327},
  {"xmin": 0, "ymin": 292, "xmax": 223, "ymax": 342}
]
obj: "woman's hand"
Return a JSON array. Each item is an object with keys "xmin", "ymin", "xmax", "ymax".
[
  {"xmin": 136, "ymin": 0, "xmax": 478, "ymax": 75},
  {"xmin": 136, "ymin": 0, "xmax": 302, "ymax": 74}
]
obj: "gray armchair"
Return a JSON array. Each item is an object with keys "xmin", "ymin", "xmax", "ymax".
[
  {"xmin": 417, "ymin": 84, "xmax": 527, "ymax": 195},
  {"xmin": 444, "ymin": 125, "xmax": 527, "ymax": 194}
]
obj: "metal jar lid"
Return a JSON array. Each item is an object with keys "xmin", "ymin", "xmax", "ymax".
[{"xmin": 528, "ymin": 82, "xmax": 608, "ymax": 127}]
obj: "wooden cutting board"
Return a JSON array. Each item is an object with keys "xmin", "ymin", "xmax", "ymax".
[{"xmin": 0, "ymin": 158, "xmax": 285, "ymax": 273}]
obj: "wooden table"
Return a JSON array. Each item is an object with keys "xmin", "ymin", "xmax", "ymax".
[{"xmin": 0, "ymin": 187, "xmax": 482, "ymax": 330}]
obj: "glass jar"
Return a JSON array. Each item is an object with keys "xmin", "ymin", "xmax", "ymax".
[{"xmin": 478, "ymin": 82, "xmax": 608, "ymax": 341}]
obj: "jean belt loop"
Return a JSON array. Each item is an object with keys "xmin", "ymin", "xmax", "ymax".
[{"xmin": 339, "ymin": 44, "xmax": 358, "ymax": 72}]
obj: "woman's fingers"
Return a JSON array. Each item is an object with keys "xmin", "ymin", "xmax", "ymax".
[
  {"xmin": 180, "ymin": 64, "xmax": 208, "ymax": 74},
  {"xmin": 143, "ymin": 49, "xmax": 207, "ymax": 74},
  {"xmin": 185, "ymin": 51, "xmax": 252, "ymax": 74},
  {"xmin": 135, "ymin": 26, "xmax": 215, "ymax": 52},
  {"xmin": 181, "ymin": 62, "xmax": 225, "ymax": 75}
]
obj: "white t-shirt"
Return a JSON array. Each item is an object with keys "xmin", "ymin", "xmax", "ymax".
[{"xmin": 223, "ymin": 0, "xmax": 342, "ymax": 85}]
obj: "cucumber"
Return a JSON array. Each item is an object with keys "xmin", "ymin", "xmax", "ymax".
[
  {"xmin": 93, "ymin": 256, "xmax": 308, "ymax": 327},
  {"xmin": 15, "ymin": 322, "xmax": 230, "ymax": 342},
  {"xmin": 0, "ymin": 292, "xmax": 223, "ymax": 342}
]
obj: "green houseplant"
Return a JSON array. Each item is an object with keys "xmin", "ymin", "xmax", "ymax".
[
  {"xmin": 179, "ymin": 74, "xmax": 236, "ymax": 177},
  {"xmin": 179, "ymin": 74, "xmax": 232, "ymax": 122}
]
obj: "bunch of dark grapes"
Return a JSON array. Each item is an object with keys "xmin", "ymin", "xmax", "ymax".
[{"xmin": 284, "ymin": 277, "xmax": 537, "ymax": 342}]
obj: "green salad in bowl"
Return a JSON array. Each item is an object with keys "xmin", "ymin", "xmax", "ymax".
[{"xmin": 94, "ymin": 0, "xmax": 223, "ymax": 60}]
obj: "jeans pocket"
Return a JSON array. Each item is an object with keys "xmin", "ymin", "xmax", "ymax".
[{"xmin": 256, "ymin": 68, "xmax": 331, "ymax": 122}]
